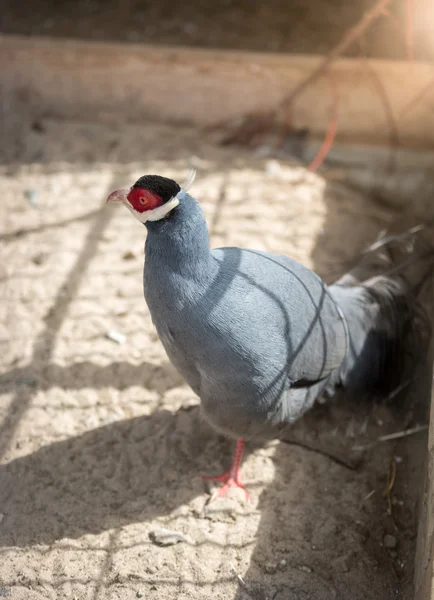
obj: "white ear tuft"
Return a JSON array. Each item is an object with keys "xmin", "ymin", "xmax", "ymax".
[
  {"xmin": 183, "ymin": 168, "xmax": 196, "ymax": 193},
  {"xmin": 146, "ymin": 197, "xmax": 180, "ymax": 222},
  {"xmin": 125, "ymin": 196, "xmax": 180, "ymax": 223}
]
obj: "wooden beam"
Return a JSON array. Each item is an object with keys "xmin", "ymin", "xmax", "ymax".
[{"xmin": 1, "ymin": 34, "xmax": 434, "ymax": 148}]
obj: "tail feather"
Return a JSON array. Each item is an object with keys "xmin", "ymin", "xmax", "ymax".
[{"xmin": 329, "ymin": 221, "xmax": 434, "ymax": 397}]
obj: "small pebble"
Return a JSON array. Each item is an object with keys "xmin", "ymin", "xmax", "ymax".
[
  {"xmin": 24, "ymin": 189, "xmax": 39, "ymax": 207},
  {"xmin": 149, "ymin": 528, "xmax": 191, "ymax": 547},
  {"xmin": 383, "ymin": 534, "xmax": 397, "ymax": 549},
  {"xmin": 31, "ymin": 252, "xmax": 47, "ymax": 266},
  {"xmin": 264, "ymin": 562, "xmax": 277, "ymax": 574},
  {"xmin": 106, "ymin": 329, "xmax": 126, "ymax": 345},
  {"xmin": 136, "ymin": 592, "xmax": 143, "ymax": 598},
  {"xmin": 102, "ymin": 232, "xmax": 115, "ymax": 242},
  {"xmin": 203, "ymin": 496, "xmax": 241, "ymax": 522},
  {"xmin": 299, "ymin": 565, "xmax": 312, "ymax": 573},
  {"xmin": 331, "ymin": 555, "xmax": 350, "ymax": 573},
  {"xmin": 265, "ymin": 159, "xmax": 282, "ymax": 177},
  {"xmin": 122, "ymin": 250, "xmax": 136, "ymax": 260}
]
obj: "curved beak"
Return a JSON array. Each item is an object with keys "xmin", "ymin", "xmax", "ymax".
[{"xmin": 106, "ymin": 189, "xmax": 129, "ymax": 204}]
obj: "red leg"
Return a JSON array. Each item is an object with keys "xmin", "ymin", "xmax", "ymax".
[{"xmin": 203, "ymin": 439, "xmax": 250, "ymax": 502}]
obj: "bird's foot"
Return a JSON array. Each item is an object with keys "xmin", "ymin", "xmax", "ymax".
[
  {"xmin": 203, "ymin": 470, "xmax": 250, "ymax": 502},
  {"xmin": 202, "ymin": 438, "xmax": 250, "ymax": 502}
]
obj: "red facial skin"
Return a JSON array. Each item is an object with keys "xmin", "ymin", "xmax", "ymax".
[{"xmin": 126, "ymin": 187, "xmax": 164, "ymax": 213}]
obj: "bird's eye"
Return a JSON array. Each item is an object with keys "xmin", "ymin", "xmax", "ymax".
[{"xmin": 139, "ymin": 197, "xmax": 146, "ymax": 205}]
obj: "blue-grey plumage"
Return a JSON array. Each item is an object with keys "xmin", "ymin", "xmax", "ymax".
[
  {"xmin": 107, "ymin": 175, "xmax": 431, "ymax": 499},
  {"xmin": 143, "ymin": 191, "xmax": 348, "ymax": 440}
]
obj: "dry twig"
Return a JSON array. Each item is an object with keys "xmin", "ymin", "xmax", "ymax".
[
  {"xmin": 360, "ymin": 489, "xmax": 376, "ymax": 509},
  {"xmin": 352, "ymin": 424, "xmax": 428, "ymax": 451},
  {"xmin": 386, "ymin": 458, "xmax": 397, "ymax": 517},
  {"xmin": 230, "ymin": 562, "xmax": 250, "ymax": 594},
  {"xmin": 281, "ymin": 437, "xmax": 360, "ymax": 470}
]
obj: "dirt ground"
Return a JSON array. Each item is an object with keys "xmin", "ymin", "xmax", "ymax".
[{"xmin": 0, "ymin": 120, "xmax": 430, "ymax": 600}]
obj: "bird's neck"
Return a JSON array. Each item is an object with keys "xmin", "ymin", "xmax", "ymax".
[{"xmin": 144, "ymin": 192, "xmax": 212, "ymax": 279}]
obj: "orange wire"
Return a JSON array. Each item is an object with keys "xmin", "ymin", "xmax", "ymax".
[{"xmin": 307, "ymin": 75, "xmax": 339, "ymax": 172}]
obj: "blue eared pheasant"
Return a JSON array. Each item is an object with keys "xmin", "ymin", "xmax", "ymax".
[{"xmin": 107, "ymin": 173, "xmax": 431, "ymax": 500}]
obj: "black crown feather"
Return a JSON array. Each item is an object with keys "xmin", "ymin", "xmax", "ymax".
[{"xmin": 132, "ymin": 175, "xmax": 181, "ymax": 204}]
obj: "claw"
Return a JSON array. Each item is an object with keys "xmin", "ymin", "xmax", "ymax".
[{"xmin": 202, "ymin": 439, "xmax": 250, "ymax": 502}]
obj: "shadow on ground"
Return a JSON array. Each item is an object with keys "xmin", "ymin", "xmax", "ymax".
[{"xmin": 0, "ymin": 121, "xmax": 432, "ymax": 600}]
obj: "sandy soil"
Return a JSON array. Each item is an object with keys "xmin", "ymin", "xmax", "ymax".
[{"xmin": 0, "ymin": 121, "xmax": 429, "ymax": 599}]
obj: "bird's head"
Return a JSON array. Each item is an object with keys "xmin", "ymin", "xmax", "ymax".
[{"xmin": 106, "ymin": 174, "xmax": 187, "ymax": 224}]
